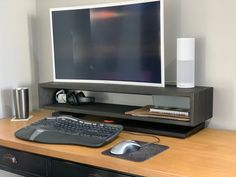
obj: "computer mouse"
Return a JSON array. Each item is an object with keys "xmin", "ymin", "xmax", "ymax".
[{"xmin": 110, "ymin": 140, "xmax": 141, "ymax": 155}]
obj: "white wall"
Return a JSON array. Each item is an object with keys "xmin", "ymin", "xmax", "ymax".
[
  {"xmin": 0, "ymin": 0, "xmax": 38, "ymax": 118},
  {"xmin": 179, "ymin": 0, "xmax": 236, "ymax": 129},
  {"xmin": 0, "ymin": 0, "xmax": 36, "ymax": 176}
]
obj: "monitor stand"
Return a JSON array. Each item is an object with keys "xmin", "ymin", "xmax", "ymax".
[{"xmin": 121, "ymin": 119, "xmax": 205, "ymax": 138}]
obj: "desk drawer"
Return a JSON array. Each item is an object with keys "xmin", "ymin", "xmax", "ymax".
[
  {"xmin": 0, "ymin": 146, "xmax": 47, "ymax": 177},
  {"xmin": 52, "ymin": 159, "xmax": 135, "ymax": 177}
]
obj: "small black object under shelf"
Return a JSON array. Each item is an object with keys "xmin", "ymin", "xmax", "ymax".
[
  {"xmin": 121, "ymin": 119, "xmax": 205, "ymax": 138},
  {"xmin": 52, "ymin": 111, "xmax": 205, "ymax": 138}
]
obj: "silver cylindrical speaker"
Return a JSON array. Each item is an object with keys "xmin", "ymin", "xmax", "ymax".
[
  {"xmin": 177, "ymin": 38, "xmax": 195, "ymax": 88},
  {"xmin": 13, "ymin": 87, "xmax": 29, "ymax": 119}
]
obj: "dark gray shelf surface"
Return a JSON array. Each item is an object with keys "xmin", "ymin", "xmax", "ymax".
[{"xmin": 40, "ymin": 82, "xmax": 212, "ymax": 96}]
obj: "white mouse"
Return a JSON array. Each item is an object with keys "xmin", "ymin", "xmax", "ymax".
[{"xmin": 110, "ymin": 140, "xmax": 141, "ymax": 155}]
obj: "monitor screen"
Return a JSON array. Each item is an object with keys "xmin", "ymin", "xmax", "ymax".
[{"xmin": 50, "ymin": 0, "xmax": 164, "ymax": 87}]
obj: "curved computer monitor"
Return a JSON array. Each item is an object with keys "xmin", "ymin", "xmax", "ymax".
[{"xmin": 50, "ymin": 0, "xmax": 165, "ymax": 88}]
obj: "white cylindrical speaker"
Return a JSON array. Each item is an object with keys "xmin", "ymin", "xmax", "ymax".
[{"xmin": 177, "ymin": 38, "xmax": 195, "ymax": 88}]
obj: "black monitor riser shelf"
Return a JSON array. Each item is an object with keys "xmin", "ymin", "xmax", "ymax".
[{"xmin": 39, "ymin": 82, "xmax": 213, "ymax": 138}]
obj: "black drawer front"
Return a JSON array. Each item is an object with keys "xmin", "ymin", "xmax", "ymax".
[
  {"xmin": 52, "ymin": 159, "xmax": 134, "ymax": 177},
  {"xmin": 0, "ymin": 146, "xmax": 47, "ymax": 177}
]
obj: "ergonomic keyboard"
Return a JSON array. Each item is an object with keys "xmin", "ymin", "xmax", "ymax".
[{"xmin": 15, "ymin": 116, "xmax": 123, "ymax": 147}]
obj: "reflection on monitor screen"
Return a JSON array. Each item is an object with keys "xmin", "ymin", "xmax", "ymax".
[{"xmin": 50, "ymin": 0, "xmax": 164, "ymax": 87}]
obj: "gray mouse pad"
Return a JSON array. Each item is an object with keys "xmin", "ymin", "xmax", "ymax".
[{"xmin": 102, "ymin": 140, "xmax": 169, "ymax": 162}]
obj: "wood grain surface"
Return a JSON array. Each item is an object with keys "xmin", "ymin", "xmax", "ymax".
[{"xmin": 0, "ymin": 109, "xmax": 236, "ymax": 177}]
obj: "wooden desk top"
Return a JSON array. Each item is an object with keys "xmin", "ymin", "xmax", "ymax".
[{"xmin": 0, "ymin": 110, "xmax": 236, "ymax": 177}]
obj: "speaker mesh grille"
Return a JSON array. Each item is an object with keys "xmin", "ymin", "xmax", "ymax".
[{"xmin": 177, "ymin": 60, "xmax": 194, "ymax": 83}]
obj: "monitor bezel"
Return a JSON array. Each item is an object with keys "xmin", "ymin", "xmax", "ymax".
[{"xmin": 50, "ymin": 0, "xmax": 165, "ymax": 87}]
